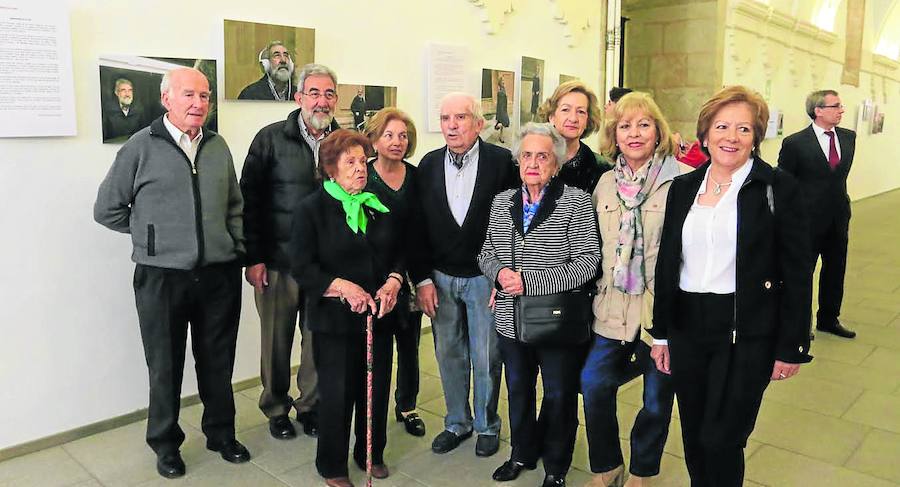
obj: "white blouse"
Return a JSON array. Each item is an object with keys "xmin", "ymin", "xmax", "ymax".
[{"xmin": 678, "ymin": 159, "xmax": 754, "ymax": 294}]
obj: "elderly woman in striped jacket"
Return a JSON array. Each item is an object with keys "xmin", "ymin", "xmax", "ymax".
[{"xmin": 478, "ymin": 122, "xmax": 601, "ymax": 487}]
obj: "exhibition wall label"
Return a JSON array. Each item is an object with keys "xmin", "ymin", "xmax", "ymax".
[{"xmin": 0, "ymin": 2, "xmax": 77, "ymax": 137}]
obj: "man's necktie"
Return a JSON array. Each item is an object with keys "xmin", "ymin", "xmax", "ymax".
[{"xmin": 824, "ymin": 131, "xmax": 840, "ymax": 169}]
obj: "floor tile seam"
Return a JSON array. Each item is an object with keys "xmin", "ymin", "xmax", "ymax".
[
  {"xmin": 248, "ymin": 463, "xmax": 294, "ymax": 486},
  {"xmin": 835, "ymin": 385, "xmax": 869, "ymax": 420},
  {"xmin": 249, "ymin": 451, "xmax": 316, "ymax": 478},
  {"xmin": 58, "ymin": 443, "xmax": 108, "ymax": 487},
  {"xmin": 747, "ymin": 443, "xmax": 889, "ymax": 484}
]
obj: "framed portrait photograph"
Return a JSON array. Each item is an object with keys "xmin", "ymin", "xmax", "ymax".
[
  {"xmin": 224, "ymin": 19, "xmax": 315, "ymax": 101},
  {"xmin": 98, "ymin": 55, "xmax": 217, "ymax": 144},
  {"xmin": 335, "ymin": 84, "xmax": 398, "ymax": 131},
  {"xmin": 481, "ymin": 68, "xmax": 515, "ymax": 148},
  {"xmin": 520, "ymin": 56, "xmax": 544, "ymax": 125}
]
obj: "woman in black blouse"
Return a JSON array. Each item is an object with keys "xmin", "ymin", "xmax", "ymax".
[
  {"xmin": 290, "ymin": 129, "xmax": 404, "ymax": 487},
  {"xmin": 363, "ymin": 108, "xmax": 427, "ymax": 438},
  {"xmin": 538, "ymin": 80, "xmax": 612, "ymax": 194}
]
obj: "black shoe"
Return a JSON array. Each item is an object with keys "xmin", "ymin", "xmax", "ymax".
[
  {"xmin": 542, "ymin": 474, "xmax": 566, "ymax": 487},
  {"xmin": 206, "ymin": 438, "xmax": 251, "ymax": 463},
  {"xmin": 296, "ymin": 410, "xmax": 319, "ymax": 437},
  {"xmin": 268, "ymin": 415, "xmax": 296, "ymax": 440},
  {"xmin": 431, "ymin": 429, "xmax": 473, "ymax": 454},
  {"xmin": 395, "ymin": 409, "xmax": 426, "ymax": 437},
  {"xmin": 492, "ymin": 460, "xmax": 536, "ymax": 481},
  {"xmin": 817, "ymin": 320, "xmax": 856, "ymax": 339},
  {"xmin": 156, "ymin": 452, "xmax": 185, "ymax": 479},
  {"xmin": 475, "ymin": 434, "xmax": 499, "ymax": 457}
]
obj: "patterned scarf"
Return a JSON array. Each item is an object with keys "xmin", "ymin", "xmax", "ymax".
[
  {"xmin": 522, "ymin": 184, "xmax": 547, "ymax": 233},
  {"xmin": 613, "ymin": 154, "xmax": 664, "ymax": 294},
  {"xmin": 323, "ymin": 180, "xmax": 389, "ymax": 234}
]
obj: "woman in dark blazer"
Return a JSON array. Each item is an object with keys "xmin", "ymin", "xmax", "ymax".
[
  {"xmin": 478, "ymin": 123, "xmax": 601, "ymax": 487},
  {"xmin": 649, "ymin": 86, "xmax": 813, "ymax": 487},
  {"xmin": 290, "ymin": 129, "xmax": 404, "ymax": 487},
  {"xmin": 362, "ymin": 107, "xmax": 427, "ymax": 437},
  {"xmin": 537, "ymin": 80, "xmax": 612, "ymax": 194}
]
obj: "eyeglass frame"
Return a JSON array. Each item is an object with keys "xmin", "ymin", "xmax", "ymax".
[
  {"xmin": 301, "ymin": 89, "xmax": 337, "ymax": 101},
  {"xmin": 818, "ymin": 104, "xmax": 844, "ymax": 109}
]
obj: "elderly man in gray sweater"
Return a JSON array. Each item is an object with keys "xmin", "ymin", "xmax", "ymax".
[{"xmin": 94, "ymin": 67, "xmax": 249, "ymax": 479}]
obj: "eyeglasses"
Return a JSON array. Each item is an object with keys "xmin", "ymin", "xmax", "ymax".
[
  {"xmin": 819, "ymin": 104, "xmax": 844, "ymax": 109},
  {"xmin": 302, "ymin": 90, "xmax": 337, "ymax": 101}
]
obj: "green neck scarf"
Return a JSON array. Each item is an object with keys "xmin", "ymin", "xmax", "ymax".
[{"xmin": 323, "ymin": 180, "xmax": 389, "ymax": 234}]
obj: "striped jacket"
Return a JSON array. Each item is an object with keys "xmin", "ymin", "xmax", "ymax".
[{"xmin": 477, "ymin": 179, "xmax": 601, "ymax": 339}]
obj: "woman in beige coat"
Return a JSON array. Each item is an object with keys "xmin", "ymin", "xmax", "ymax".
[{"xmin": 581, "ymin": 92, "xmax": 692, "ymax": 487}]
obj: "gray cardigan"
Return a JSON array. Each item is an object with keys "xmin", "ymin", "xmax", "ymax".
[{"xmin": 94, "ymin": 116, "xmax": 245, "ymax": 270}]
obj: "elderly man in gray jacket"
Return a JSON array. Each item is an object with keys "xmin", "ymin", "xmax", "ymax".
[{"xmin": 94, "ymin": 67, "xmax": 249, "ymax": 479}]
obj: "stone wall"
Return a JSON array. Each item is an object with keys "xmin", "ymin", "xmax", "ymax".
[{"xmin": 623, "ymin": 0, "xmax": 720, "ymax": 139}]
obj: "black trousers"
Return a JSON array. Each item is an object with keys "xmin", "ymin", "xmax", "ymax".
[
  {"xmin": 498, "ymin": 334, "xmax": 585, "ymax": 476},
  {"xmin": 394, "ymin": 311, "xmax": 423, "ymax": 412},
  {"xmin": 811, "ymin": 215, "xmax": 849, "ymax": 326},
  {"xmin": 313, "ymin": 329, "xmax": 393, "ymax": 478},
  {"xmin": 669, "ymin": 292, "xmax": 774, "ymax": 487},
  {"xmin": 133, "ymin": 262, "xmax": 241, "ymax": 455}
]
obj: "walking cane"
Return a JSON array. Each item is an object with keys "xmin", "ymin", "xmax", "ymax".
[{"xmin": 365, "ymin": 304, "xmax": 376, "ymax": 487}]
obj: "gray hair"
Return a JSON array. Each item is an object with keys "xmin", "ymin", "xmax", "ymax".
[
  {"xmin": 260, "ymin": 40, "xmax": 285, "ymax": 60},
  {"xmin": 440, "ymin": 92, "xmax": 483, "ymax": 121},
  {"xmin": 511, "ymin": 122, "xmax": 567, "ymax": 172},
  {"xmin": 805, "ymin": 89, "xmax": 839, "ymax": 120},
  {"xmin": 159, "ymin": 71, "xmax": 172, "ymax": 96},
  {"xmin": 114, "ymin": 78, "xmax": 133, "ymax": 92},
  {"xmin": 297, "ymin": 63, "xmax": 337, "ymax": 92}
]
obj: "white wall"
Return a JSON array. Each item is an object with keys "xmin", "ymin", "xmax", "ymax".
[
  {"xmin": 0, "ymin": 0, "xmax": 603, "ymax": 449},
  {"xmin": 723, "ymin": 0, "xmax": 900, "ymax": 201}
]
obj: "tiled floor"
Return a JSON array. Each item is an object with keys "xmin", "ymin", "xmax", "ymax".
[{"xmin": 3, "ymin": 190, "xmax": 900, "ymax": 486}]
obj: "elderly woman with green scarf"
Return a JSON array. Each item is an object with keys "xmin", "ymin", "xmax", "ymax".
[
  {"xmin": 290, "ymin": 129, "xmax": 403, "ymax": 487},
  {"xmin": 581, "ymin": 92, "xmax": 693, "ymax": 487}
]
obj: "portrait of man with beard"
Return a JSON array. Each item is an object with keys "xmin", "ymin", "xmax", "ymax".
[
  {"xmin": 102, "ymin": 78, "xmax": 146, "ymax": 141},
  {"xmin": 238, "ymin": 41, "xmax": 297, "ymax": 101}
]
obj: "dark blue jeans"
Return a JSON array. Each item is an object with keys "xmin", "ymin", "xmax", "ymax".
[
  {"xmin": 581, "ymin": 334, "xmax": 674, "ymax": 476},
  {"xmin": 498, "ymin": 334, "xmax": 585, "ymax": 476}
]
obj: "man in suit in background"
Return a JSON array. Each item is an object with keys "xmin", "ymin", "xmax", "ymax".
[
  {"xmin": 412, "ymin": 92, "xmax": 518, "ymax": 458},
  {"xmin": 350, "ymin": 88, "xmax": 366, "ymax": 130},
  {"xmin": 778, "ymin": 89, "xmax": 856, "ymax": 339}
]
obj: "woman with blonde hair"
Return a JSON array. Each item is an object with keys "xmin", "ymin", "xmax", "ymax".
[
  {"xmin": 581, "ymin": 92, "xmax": 691, "ymax": 487},
  {"xmin": 538, "ymin": 80, "xmax": 612, "ymax": 194},
  {"xmin": 362, "ymin": 108, "xmax": 427, "ymax": 438}
]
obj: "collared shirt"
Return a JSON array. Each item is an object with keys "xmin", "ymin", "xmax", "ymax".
[
  {"xmin": 163, "ymin": 114, "xmax": 203, "ymax": 168},
  {"xmin": 444, "ymin": 141, "xmax": 480, "ymax": 226},
  {"xmin": 678, "ymin": 157, "xmax": 754, "ymax": 294},
  {"xmin": 120, "ymin": 104, "xmax": 130, "ymax": 116},
  {"xmin": 297, "ymin": 112, "xmax": 331, "ymax": 167},
  {"xmin": 811, "ymin": 122, "xmax": 841, "ymax": 161}
]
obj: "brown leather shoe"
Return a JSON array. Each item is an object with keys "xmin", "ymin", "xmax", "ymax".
[
  {"xmin": 370, "ymin": 464, "xmax": 390, "ymax": 479},
  {"xmin": 324, "ymin": 476, "xmax": 354, "ymax": 487},
  {"xmin": 354, "ymin": 457, "xmax": 390, "ymax": 479}
]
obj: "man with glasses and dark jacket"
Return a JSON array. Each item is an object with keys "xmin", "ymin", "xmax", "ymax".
[{"xmin": 240, "ymin": 63, "xmax": 341, "ymax": 440}]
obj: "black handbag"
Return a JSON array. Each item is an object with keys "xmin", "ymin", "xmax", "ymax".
[{"xmin": 511, "ymin": 226, "xmax": 593, "ymax": 345}]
